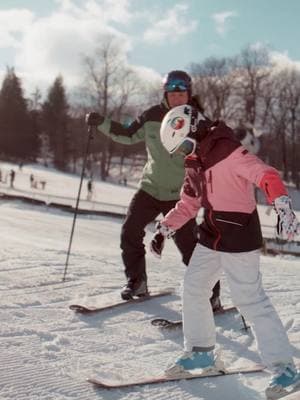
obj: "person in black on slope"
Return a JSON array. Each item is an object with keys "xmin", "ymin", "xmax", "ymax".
[{"xmin": 85, "ymin": 70, "xmax": 221, "ymax": 311}]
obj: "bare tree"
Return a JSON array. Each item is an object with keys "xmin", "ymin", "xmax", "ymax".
[
  {"xmin": 80, "ymin": 35, "xmax": 144, "ymax": 180},
  {"xmin": 234, "ymin": 46, "xmax": 271, "ymax": 127},
  {"xmin": 281, "ymin": 68, "xmax": 300, "ymax": 187},
  {"xmin": 190, "ymin": 56, "xmax": 238, "ymax": 121},
  {"xmin": 265, "ymin": 74, "xmax": 290, "ymax": 180},
  {"xmin": 259, "ymin": 67, "xmax": 300, "ymax": 185}
]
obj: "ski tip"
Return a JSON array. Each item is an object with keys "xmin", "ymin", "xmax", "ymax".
[
  {"xmin": 151, "ymin": 318, "xmax": 172, "ymax": 327},
  {"xmin": 69, "ymin": 304, "xmax": 80, "ymax": 311},
  {"xmin": 87, "ymin": 377, "xmax": 120, "ymax": 389},
  {"xmin": 69, "ymin": 304, "xmax": 81, "ymax": 310},
  {"xmin": 69, "ymin": 304, "xmax": 92, "ymax": 313}
]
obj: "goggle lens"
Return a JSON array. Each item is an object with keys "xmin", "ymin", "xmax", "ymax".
[{"xmin": 165, "ymin": 79, "xmax": 189, "ymax": 92}]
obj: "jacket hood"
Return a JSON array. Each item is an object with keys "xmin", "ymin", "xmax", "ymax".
[{"xmin": 196, "ymin": 120, "xmax": 241, "ymax": 161}]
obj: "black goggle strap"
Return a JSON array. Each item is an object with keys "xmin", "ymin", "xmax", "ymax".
[
  {"xmin": 188, "ymin": 107, "xmax": 200, "ymax": 139},
  {"xmin": 188, "ymin": 108, "xmax": 212, "ymax": 141}
]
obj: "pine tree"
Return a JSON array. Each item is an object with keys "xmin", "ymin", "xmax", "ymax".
[
  {"xmin": 0, "ymin": 67, "xmax": 38, "ymax": 160},
  {"xmin": 42, "ymin": 76, "xmax": 70, "ymax": 170}
]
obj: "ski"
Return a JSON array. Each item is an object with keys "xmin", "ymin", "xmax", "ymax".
[
  {"xmin": 151, "ymin": 306, "xmax": 238, "ymax": 329},
  {"xmin": 266, "ymin": 384, "xmax": 300, "ymax": 400},
  {"xmin": 87, "ymin": 364, "xmax": 265, "ymax": 389},
  {"xmin": 69, "ymin": 290, "xmax": 174, "ymax": 314}
]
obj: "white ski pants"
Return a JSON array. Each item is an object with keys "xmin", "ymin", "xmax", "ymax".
[{"xmin": 183, "ymin": 243, "xmax": 294, "ymax": 368}]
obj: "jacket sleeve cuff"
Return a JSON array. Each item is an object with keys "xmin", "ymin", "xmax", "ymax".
[{"xmin": 259, "ymin": 171, "xmax": 288, "ymax": 204}]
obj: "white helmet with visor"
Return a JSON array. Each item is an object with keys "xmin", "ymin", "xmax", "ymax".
[{"xmin": 160, "ymin": 105, "xmax": 205, "ymax": 156}]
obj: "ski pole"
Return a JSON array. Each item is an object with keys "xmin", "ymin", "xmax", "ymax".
[
  {"xmin": 62, "ymin": 126, "xmax": 94, "ymax": 282},
  {"xmin": 240, "ymin": 314, "xmax": 250, "ymax": 331}
]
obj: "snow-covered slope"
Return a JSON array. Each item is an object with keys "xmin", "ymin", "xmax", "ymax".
[
  {"xmin": 0, "ymin": 198, "xmax": 299, "ymax": 400},
  {"xmin": 1, "ymin": 161, "xmax": 300, "ymax": 256}
]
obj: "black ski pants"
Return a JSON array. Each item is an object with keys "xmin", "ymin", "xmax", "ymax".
[{"xmin": 120, "ymin": 189, "xmax": 220, "ymax": 298}]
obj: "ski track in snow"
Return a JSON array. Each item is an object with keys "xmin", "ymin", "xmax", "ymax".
[{"xmin": 0, "ymin": 166, "xmax": 299, "ymax": 399}]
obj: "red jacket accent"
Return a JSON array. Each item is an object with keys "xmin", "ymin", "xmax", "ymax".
[{"xmin": 259, "ymin": 172, "xmax": 287, "ymax": 204}]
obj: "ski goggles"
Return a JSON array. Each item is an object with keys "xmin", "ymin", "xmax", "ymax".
[
  {"xmin": 164, "ymin": 79, "xmax": 189, "ymax": 92},
  {"xmin": 174, "ymin": 137, "xmax": 196, "ymax": 156}
]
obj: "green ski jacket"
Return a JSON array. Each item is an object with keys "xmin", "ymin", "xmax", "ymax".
[{"xmin": 96, "ymin": 100, "xmax": 185, "ymax": 201}]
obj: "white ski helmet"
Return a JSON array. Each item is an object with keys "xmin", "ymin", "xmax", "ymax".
[{"xmin": 160, "ymin": 104, "xmax": 205, "ymax": 156}]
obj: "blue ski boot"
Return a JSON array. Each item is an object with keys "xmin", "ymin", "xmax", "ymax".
[
  {"xmin": 165, "ymin": 350, "xmax": 224, "ymax": 376},
  {"xmin": 265, "ymin": 363, "xmax": 300, "ymax": 400}
]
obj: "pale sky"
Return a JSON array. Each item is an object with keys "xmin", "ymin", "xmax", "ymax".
[{"xmin": 1, "ymin": 0, "xmax": 300, "ymax": 96}]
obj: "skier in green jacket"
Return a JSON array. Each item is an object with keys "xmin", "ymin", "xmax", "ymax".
[{"xmin": 86, "ymin": 70, "xmax": 221, "ymax": 307}]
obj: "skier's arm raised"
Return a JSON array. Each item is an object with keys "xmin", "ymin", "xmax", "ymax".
[{"xmin": 85, "ymin": 111, "xmax": 146, "ymax": 145}]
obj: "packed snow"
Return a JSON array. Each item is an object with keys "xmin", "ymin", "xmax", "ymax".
[{"xmin": 0, "ymin": 162, "xmax": 299, "ymax": 400}]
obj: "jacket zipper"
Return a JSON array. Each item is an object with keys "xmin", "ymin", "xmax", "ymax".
[{"xmin": 208, "ymin": 170, "xmax": 213, "ymax": 193}]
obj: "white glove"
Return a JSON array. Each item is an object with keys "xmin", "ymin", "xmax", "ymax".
[
  {"xmin": 273, "ymin": 196, "xmax": 300, "ymax": 241},
  {"xmin": 149, "ymin": 222, "xmax": 175, "ymax": 259}
]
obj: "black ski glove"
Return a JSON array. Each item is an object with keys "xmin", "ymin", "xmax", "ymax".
[{"xmin": 85, "ymin": 112, "xmax": 104, "ymax": 127}]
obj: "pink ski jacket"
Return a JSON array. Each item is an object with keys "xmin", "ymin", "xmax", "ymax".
[{"xmin": 162, "ymin": 121, "xmax": 287, "ymax": 252}]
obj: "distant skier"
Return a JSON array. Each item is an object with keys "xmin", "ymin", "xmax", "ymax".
[
  {"xmin": 87, "ymin": 179, "xmax": 93, "ymax": 201},
  {"xmin": 85, "ymin": 70, "xmax": 221, "ymax": 309},
  {"xmin": 9, "ymin": 169, "xmax": 15, "ymax": 188},
  {"xmin": 30, "ymin": 174, "xmax": 35, "ymax": 188},
  {"xmin": 40, "ymin": 180, "xmax": 46, "ymax": 190},
  {"xmin": 151, "ymin": 104, "xmax": 300, "ymax": 399}
]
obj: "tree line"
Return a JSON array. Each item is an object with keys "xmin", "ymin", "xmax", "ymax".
[{"xmin": 0, "ymin": 39, "xmax": 299, "ymax": 187}]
